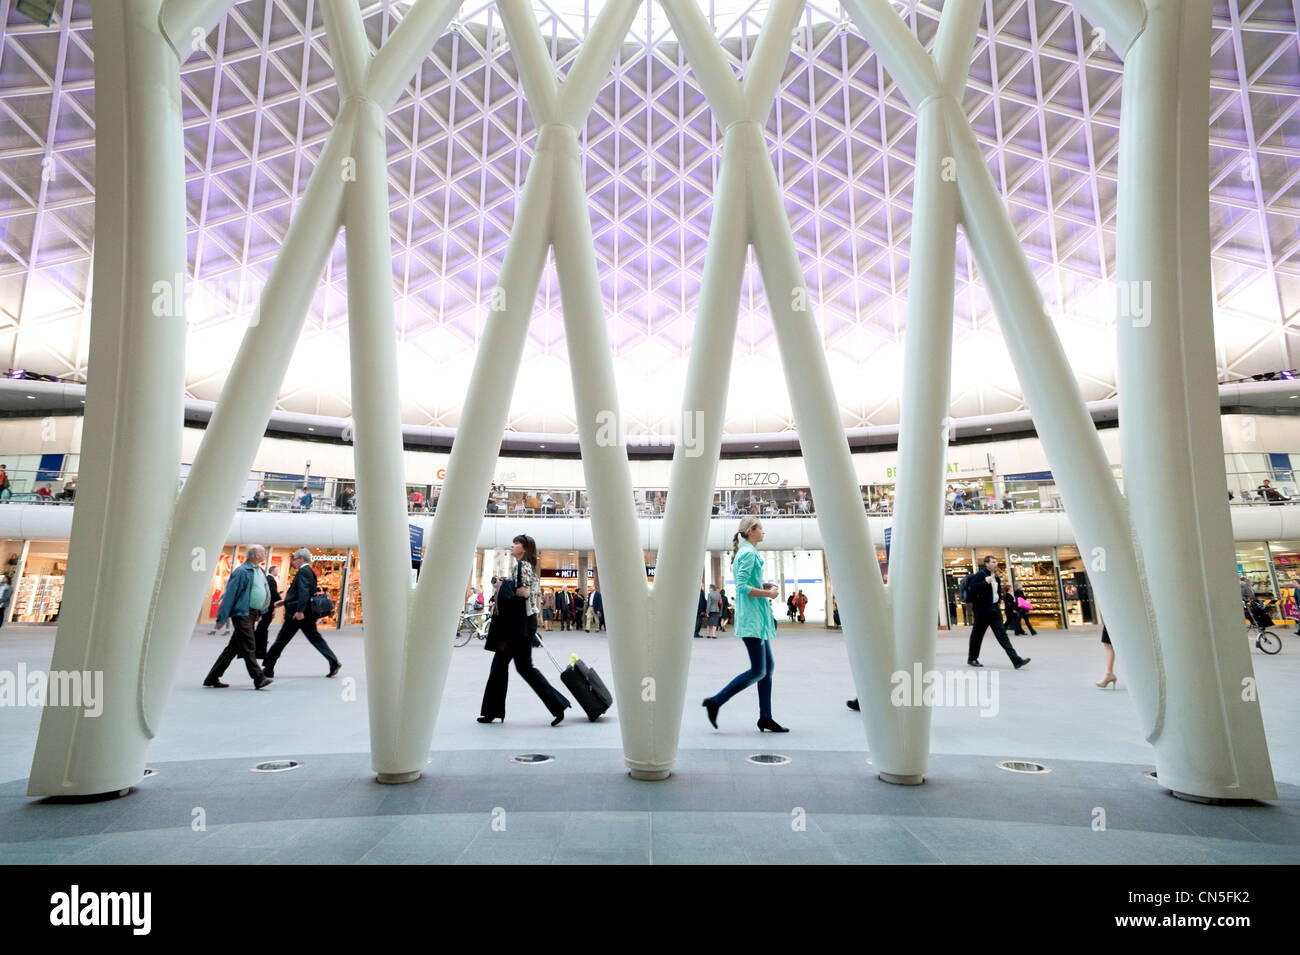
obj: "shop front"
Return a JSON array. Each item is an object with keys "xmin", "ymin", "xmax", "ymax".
[
  {"xmin": 9, "ymin": 540, "xmax": 67, "ymax": 624},
  {"xmin": 1056, "ymin": 545, "xmax": 1097, "ymax": 626},
  {"xmin": 942, "ymin": 548, "xmax": 976, "ymax": 628},
  {"xmin": 1268, "ymin": 540, "xmax": 1300, "ymax": 626},
  {"xmin": 1007, "ymin": 548, "xmax": 1064, "ymax": 629}
]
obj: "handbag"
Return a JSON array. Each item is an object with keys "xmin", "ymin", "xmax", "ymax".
[
  {"xmin": 1017, "ymin": 597, "xmax": 1032, "ymax": 612},
  {"xmin": 485, "ymin": 564, "xmax": 524, "ymax": 652},
  {"xmin": 309, "ymin": 589, "xmax": 334, "ymax": 618}
]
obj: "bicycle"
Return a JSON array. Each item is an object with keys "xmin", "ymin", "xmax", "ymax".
[
  {"xmin": 454, "ymin": 609, "xmax": 492, "ymax": 647},
  {"xmin": 1245, "ymin": 599, "xmax": 1282, "ymax": 655}
]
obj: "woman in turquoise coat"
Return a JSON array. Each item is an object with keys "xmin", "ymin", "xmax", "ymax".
[{"xmin": 703, "ymin": 516, "xmax": 788, "ymax": 732}]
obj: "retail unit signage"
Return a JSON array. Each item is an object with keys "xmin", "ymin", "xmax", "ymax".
[
  {"xmin": 408, "ymin": 524, "xmax": 424, "ymax": 563},
  {"xmin": 308, "ymin": 551, "xmax": 349, "ymax": 561},
  {"xmin": 732, "ymin": 471, "xmax": 781, "ymax": 486},
  {"xmin": 1010, "ymin": 551, "xmax": 1051, "ymax": 562}
]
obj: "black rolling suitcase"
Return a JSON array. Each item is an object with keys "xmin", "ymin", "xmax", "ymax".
[{"xmin": 535, "ymin": 635, "xmax": 613, "ymax": 721}]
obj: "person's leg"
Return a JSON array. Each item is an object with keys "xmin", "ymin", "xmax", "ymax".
[
  {"xmin": 710, "ymin": 637, "xmax": 768, "ymax": 708},
  {"xmin": 967, "ymin": 617, "xmax": 988, "ymax": 663},
  {"xmin": 990, "ymin": 616, "xmax": 1023, "ymax": 664},
  {"xmin": 756, "ymin": 639, "xmax": 774, "ymax": 719},
  {"xmin": 301, "ymin": 619, "xmax": 340, "ymax": 670},
  {"xmin": 231, "ymin": 615, "xmax": 265, "ymax": 682},
  {"xmin": 480, "ymin": 650, "xmax": 510, "ymax": 719},
  {"xmin": 1026, "ymin": 614, "xmax": 1037, "ymax": 636},
  {"xmin": 204, "ymin": 634, "xmax": 239, "ymax": 684},
  {"xmin": 254, "ymin": 613, "xmax": 271, "ymax": 659},
  {"xmin": 512, "ymin": 640, "xmax": 569, "ymax": 718},
  {"xmin": 1100, "ymin": 642, "xmax": 1115, "ymax": 680},
  {"xmin": 263, "ymin": 618, "xmax": 302, "ymax": 671}
]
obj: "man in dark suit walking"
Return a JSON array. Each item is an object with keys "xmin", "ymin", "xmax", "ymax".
[
  {"xmin": 254, "ymin": 564, "xmax": 282, "ymax": 660},
  {"xmin": 263, "ymin": 548, "xmax": 341, "ymax": 678},
  {"xmin": 966, "ymin": 555, "xmax": 1030, "ymax": 669},
  {"xmin": 555, "ymin": 586, "xmax": 571, "ymax": 631}
]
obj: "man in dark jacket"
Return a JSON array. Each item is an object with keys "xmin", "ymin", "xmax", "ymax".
[
  {"xmin": 694, "ymin": 586, "xmax": 707, "ymax": 638},
  {"xmin": 263, "ymin": 548, "xmax": 341, "ymax": 678},
  {"xmin": 204, "ymin": 545, "xmax": 273, "ymax": 689},
  {"xmin": 555, "ymin": 586, "xmax": 571, "ymax": 631},
  {"xmin": 253, "ymin": 564, "xmax": 282, "ymax": 659},
  {"xmin": 966, "ymin": 555, "xmax": 1030, "ymax": 669},
  {"xmin": 570, "ymin": 587, "xmax": 584, "ymax": 630},
  {"xmin": 591, "ymin": 588, "xmax": 604, "ymax": 631}
]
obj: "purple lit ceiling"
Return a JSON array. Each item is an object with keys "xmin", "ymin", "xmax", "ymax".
[{"xmin": 0, "ymin": 1, "xmax": 1298, "ymax": 434}]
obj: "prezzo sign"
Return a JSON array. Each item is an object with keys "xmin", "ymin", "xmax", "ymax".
[{"xmin": 733, "ymin": 472, "xmax": 781, "ymax": 486}]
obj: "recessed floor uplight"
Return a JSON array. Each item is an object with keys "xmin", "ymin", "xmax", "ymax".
[
  {"xmin": 26, "ymin": 395, "xmax": 35, "ymax": 399},
  {"xmin": 307, "ymin": 426, "xmax": 314, "ymax": 431},
  {"xmin": 748, "ymin": 753, "xmax": 791, "ymax": 765},
  {"xmin": 141, "ymin": 768, "xmax": 159, "ymax": 779},
  {"xmin": 1144, "ymin": 770, "xmax": 1159, "ymax": 780},
  {"xmin": 251, "ymin": 759, "xmax": 301, "ymax": 773},
  {"xmin": 511, "ymin": 753, "xmax": 554, "ymax": 764},
  {"xmin": 997, "ymin": 760, "xmax": 1049, "ymax": 774}
]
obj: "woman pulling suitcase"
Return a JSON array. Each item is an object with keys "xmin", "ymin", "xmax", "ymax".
[{"xmin": 478, "ymin": 534, "xmax": 572, "ymax": 725}]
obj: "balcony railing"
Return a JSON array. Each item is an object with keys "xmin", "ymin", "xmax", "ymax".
[{"xmin": 3, "ymin": 468, "xmax": 1297, "ymax": 518}]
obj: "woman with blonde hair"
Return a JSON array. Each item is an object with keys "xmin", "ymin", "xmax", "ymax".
[{"xmin": 703, "ymin": 517, "xmax": 788, "ymax": 732}]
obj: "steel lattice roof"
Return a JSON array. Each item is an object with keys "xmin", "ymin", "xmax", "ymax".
[{"xmin": 1, "ymin": 0, "xmax": 1297, "ymax": 434}]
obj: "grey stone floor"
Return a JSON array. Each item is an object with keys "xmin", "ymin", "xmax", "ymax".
[{"xmin": 1, "ymin": 623, "xmax": 1297, "ymax": 864}]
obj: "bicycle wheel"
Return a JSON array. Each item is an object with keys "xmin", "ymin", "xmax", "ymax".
[
  {"xmin": 1257, "ymin": 630, "xmax": 1282, "ymax": 655},
  {"xmin": 454, "ymin": 621, "xmax": 473, "ymax": 647}
]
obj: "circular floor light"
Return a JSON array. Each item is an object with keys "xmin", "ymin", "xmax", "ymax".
[
  {"xmin": 510, "ymin": 753, "xmax": 554, "ymax": 764},
  {"xmin": 251, "ymin": 759, "xmax": 301, "ymax": 773},
  {"xmin": 1144, "ymin": 770, "xmax": 1159, "ymax": 780},
  {"xmin": 141, "ymin": 768, "xmax": 159, "ymax": 779},
  {"xmin": 747, "ymin": 753, "xmax": 792, "ymax": 765},
  {"xmin": 997, "ymin": 760, "xmax": 1049, "ymax": 774}
]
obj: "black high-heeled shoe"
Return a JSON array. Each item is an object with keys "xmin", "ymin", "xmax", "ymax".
[
  {"xmin": 477, "ymin": 715, "xmax": 501, "ymax": 723},
  {"xmin": 757, "ymin": 717, "xmax": 789, "ymax": 733},
  {"xmin": 703, "ymin": 698, "xmax": 719, "ymax": 728}
]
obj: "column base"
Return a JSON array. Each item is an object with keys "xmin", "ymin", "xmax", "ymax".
[
  {"xmin": 41, "ymin": 787, "xmax": 133, "ymax": 803},
  {"xmin": 1170, "ymin": 790, "xmax": 1259, "ymax": 807},
  {"xmin": 878, "ymin": 772, "xmax": 925, "ymax": 786},
  {"xmin": 375, "ymin": 770, "xmax": 422, "ymax": 785},
  {"xmin": 628, "ymin": 768, "xmax": 671, "ymax": 781}
]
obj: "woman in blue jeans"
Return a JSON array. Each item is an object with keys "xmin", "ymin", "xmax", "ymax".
[{"xmin": 703, "ymin": 516, "xmax": 788, "ymax": 732}]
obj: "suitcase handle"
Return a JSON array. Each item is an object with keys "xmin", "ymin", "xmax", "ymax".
[{"xmin": 531, "ymin": 631, "xmax": 566, "ymax": 675}]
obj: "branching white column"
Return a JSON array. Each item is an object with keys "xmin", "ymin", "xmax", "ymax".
[
  {"xmin": 386, "ymin": 0, "xmax": 647, "ymax": 780},
  {"xmin": 325, "ymin": 0, "xmax": 430, "ymax": 780},
  {"xmin": 1116, "ymin": 0, "xmax": 1275, "ymax": 800},
  {"xmin": 665, "ymin": 0, "xmax": 953, "ymax": 776},
  {"xmin": 879, "ymin": 0, "xmax": 981, "ymax": 780},
  {"xmin": 27, "ymin": 0, "xmax": 233, "ymax": 798},
  {"xmin": 28, "ymin": 0, "xmax": 458, "ymax": 797},
  {"xmin": 841, "ymin": 0, "xmax": 1275, "ymax": 800}
]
